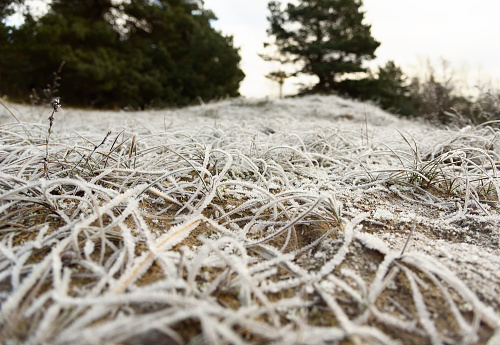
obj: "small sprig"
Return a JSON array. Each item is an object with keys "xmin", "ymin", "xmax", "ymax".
[
  {"xmin": 70, "ymin": 130, "xmax": 112, "ymax": 176},
  {"xmin": 324, "ymin": 195, "xmax": 344, "ymax": 231},
  {"xmin": 44, "ymin": 98, "xmax": 61, "ymax": 178}
]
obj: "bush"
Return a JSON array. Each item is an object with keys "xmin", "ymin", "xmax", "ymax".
[{"xmin": 338, "ymin": 59, "xmax": 499, "ymax": 126}]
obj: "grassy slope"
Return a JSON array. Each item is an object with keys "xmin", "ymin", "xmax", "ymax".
[{"xmin": 0, "ymin": 96, "xmax": 499, "ymax": 344}]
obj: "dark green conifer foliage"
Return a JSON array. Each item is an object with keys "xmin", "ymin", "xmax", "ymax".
[
  {"xmin": 0, "ymin": 0, "xmax": 244, "ymax": 108},
  {"xmin": 370, "ymin": 61, "xmax": 413, "ymax": 115},
  {"xmin": 121, "ymin": 0, "xmax": 244, "ymax": 107},
  {"xmin": 0, "ymin": 0, "xmax": 29, "ymax": 95},
  {"xmin": 264, "ymin": 0, "xmax": 380, "ymax": 93}
]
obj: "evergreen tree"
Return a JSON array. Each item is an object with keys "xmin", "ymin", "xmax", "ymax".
[
  {"xmin": 264, "ymin": 0, "xmax": 380, "ymax": 93},
  {"xmin": 0, "ymin": 0, "xmax": 26, "ymax": 91},
  {"xmin": 370, "ymin": 61, "xmax": 413, "ymax": 114},
  {"xmin": 0, "ymin": 0, "xmax": 244, "ymax": 108},
  {"xmin": 121, "ymin": 0, "xmax": 244, "ymax": 107},
  {"xmin": 335, "ymin": 61, "xmax": 415, "ymax": 115},
  {"xmin": 36, "ymin": 0, "xmax": 122, "ymax": 106}
]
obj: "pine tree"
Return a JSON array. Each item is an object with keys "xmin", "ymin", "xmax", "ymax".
[
  {"xmin": 264, "ymin": 0, "xmax": 380, "ymax": 93},
  {"xmin": 121, "ymin": 0, "xmax": 244, "ymax": 107},
  {"xmin": 40, "ymin": 0, "xmax": 121, "ymax": 106},
  {"xmin": 372, "ymin": 61, "xmax": 412, "ymax": 114},
  {"xmin": 0, "ymin": 0, "xmax": 28, "ymax": 95}
]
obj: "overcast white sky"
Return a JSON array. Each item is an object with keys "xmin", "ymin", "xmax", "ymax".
[{"xmin": 203, "ymin": 0, "xmax": 500, "ymax": 98}]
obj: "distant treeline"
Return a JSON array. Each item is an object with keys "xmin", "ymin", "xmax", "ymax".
[
  {"xmin": 0, "ymin": 0, "xmax": 244, "ymax": 109},
  {"xmin": 1, "ymin": 0, "xmax": 497, "ymax": 124}
]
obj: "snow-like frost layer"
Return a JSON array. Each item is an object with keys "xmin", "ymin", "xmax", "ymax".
[{"xmin": 1, "ymin": 95, "xmax": 499, "ymax": 344}]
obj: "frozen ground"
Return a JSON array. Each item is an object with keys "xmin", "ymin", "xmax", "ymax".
[{"xmin": 0, "ymin": 95, "xmax": 499, "ymax": 344}]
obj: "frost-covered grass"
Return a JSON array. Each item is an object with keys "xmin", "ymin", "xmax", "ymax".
[{"xmin": 0, "ymin": 96, "xmax": 499, "ymax": 344}]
